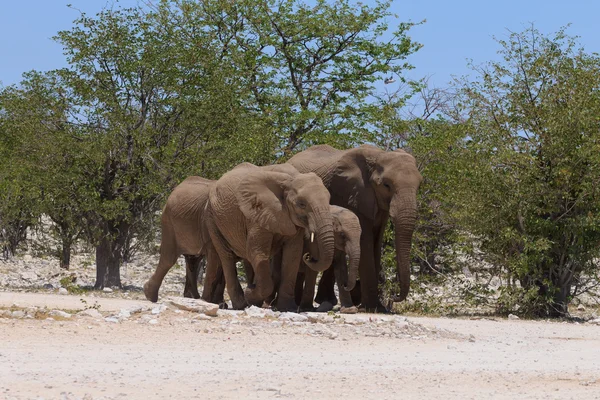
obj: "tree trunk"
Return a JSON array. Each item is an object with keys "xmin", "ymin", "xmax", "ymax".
[
  {"xmin": 94, "ymin": 221, "xmax": 129, "ymax": 289},
  {"xmin": 60, "ymin": 235, "xmax": 72, "ymax": 270}
]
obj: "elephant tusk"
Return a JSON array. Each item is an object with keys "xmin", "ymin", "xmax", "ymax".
[{"xmin": 310, "ymin": 232, "xmax": 314, "ymax": 243}]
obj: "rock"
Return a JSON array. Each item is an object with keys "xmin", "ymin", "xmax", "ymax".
[
  {"xmin": 11, "ymin": 310, "xmax": 25, "ymax": 318},
  {"xmin": 117, "ymin": 309, "xmax": 131, "ymax": 320},
  {"xmin": 192, "ymin": 314, "xmax": 212, "ymax": 322},
  {"xmin": 104, "ymin": 317, "xmax": 119, "ymax": 323},
  {"xmin": 279, "ymin": 312, "xmax": 308, "ymax": 322},
  {"xmin": 58, "ymin": 288, "xmax": 69, "ymax": 295},
  {"xmin": 508, "ymin": 314, "xmax": 520, "ymax": 320},
  {"xmin": 43, "ymin": 283, "xmax": 55, "ymax": 290},
  {"xmin": 78, "ymin": 309, "xmax": 102, "ymax": 318},
  {"xmin": 577, "ymin": 304, "xmax": 586, "ymax": 311},
  {"xmin": 103, "ymin": 287, "xmax": 113, "ymax": 293},
  {"xmin": 328, "ymin": 331, "xmax": 339, "ymax": 340},
  {"xmin": 125, "ymin": 305, "xmax": 147, "ymax": 315},
  {"xmin": 244, "ymin": 306, "xmax": 268, "ymax": 318},
  {"xmin": 49, "ymin": 310, "xmax": 72, "ymax": 319},
  {"xmin": 151, "ymin": 305, "xmax": 167, "ymax": 315},
  {"xmin": 23, "ymin": 254, "xmax": 33, "ymax": 262},
  {"xmin": 165, "ymin": 297, "xmax": 219, "ymax": 317},
  {"xmin": 20, "ymin": 271, "xmax": 38, "ymax": 281},
  {"xmin": 149, "ymin": 319, "xmax": 159, "ymax": 325},
  {"xmin": 588, "ymin": 318, "xmax": 600, "ymax": 326},
  {"xmin": 0, "ymin": 310, "xmax": 12, "ymax": 318},
  {"xmin": 340, "ymin": 306, "xmax": 358, "ymax": 314}
]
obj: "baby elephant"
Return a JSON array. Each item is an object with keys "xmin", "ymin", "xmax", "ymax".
[{"xmin": 294, "ymin": 205, "xmax": 361, "ymax": 313}]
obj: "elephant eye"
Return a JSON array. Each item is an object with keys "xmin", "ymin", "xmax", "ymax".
[
  {"xmin": 297, "ymin": 200, "xmax": 307, "ymax": 209},
  {"xmin": 383, "ymin": 182, "xmax": 391, "ymax": 190}
]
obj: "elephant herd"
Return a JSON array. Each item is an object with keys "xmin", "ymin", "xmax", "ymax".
[{"xmin": 143, "ymin": 144, "xmax": 422, "ymax": 313}]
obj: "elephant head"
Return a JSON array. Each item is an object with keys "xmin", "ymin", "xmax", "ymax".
[
  {"xmin": 237, "ymin": 170, "xmax": 335, "ymax": 273},
  {"xmin": 336, "ymin": 145, "xmax": 422, "ymax": 302}
]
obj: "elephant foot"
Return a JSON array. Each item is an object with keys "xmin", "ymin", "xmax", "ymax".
[
  {"xmin": 183, "ymin": 289, "xmax": 200, "ymax": 299},
  {"xmin": 315, "ymin": 301, "xmax": 334, "ymax": 313},
  {"xmin": 143, "ymin": 281, "xmax": 159, "ymax": 303},
  {"xmin": 340, "ymin": 306, "xmax": 358, "ymax": 314},
  {"xmin": 244, "ymin": 287, "xmax": 264, "ymax": 307},
  {"xmin": 231, "ymin": 297, "xmax": 248, "ymax": 310},
  {"xmin": 358, "ymin": 301, "xmax": 390, "ymax": 314},
  {"xmin": 218, "ymin": 302, "xmax": 229, "ymax": 310},
  {"xmin": 298, "ymin": 303, "xmax": 316, "ymax": 312},
  {"xmin": 275, "ymin": 297, "xmax": 299, "ymax": 313}
]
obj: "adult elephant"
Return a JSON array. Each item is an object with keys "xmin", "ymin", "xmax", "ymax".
[
  {"xmin": 205, "ymin": 162, "xmax": 335, "ymax": 311},
  {"xmin": 143, "ymin": 177, "xmax": 222, "ymax": 303},
  {"xmin": 288, "ymin": 144, "xmax": 422, "ymax": 312}
]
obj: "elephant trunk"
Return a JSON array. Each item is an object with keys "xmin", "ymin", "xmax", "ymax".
[
  {"xmin": 342, "ymin": 241, "xmax": 360, "ymax": 291},
  {"xmin": 303, "ymin": 207, "xmax": 335, "ymax": 273},
  {"xmin": 390, "ymin": 193, "xmax": 418, "ymax": 302}
]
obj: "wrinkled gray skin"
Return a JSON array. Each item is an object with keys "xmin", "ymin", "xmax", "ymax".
[
  {"xmin": 288, "ymin": 144, "xmax": 422, "ymax": 312},
  {"xmin": 204, "ymin": 162, "xmax": 335, "ymax": 311},
  {"xmin": 143, "ymin": 177, "xmax": 227, "ymax": 304},
  {"xmin": 295, "ymin": 205, "xmax": 361, "ymax": 312}
]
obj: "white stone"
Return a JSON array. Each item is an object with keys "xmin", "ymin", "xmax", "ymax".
[
  {"xmin": 508, "ymin": 314, "xmax": 520, "ymax": 320},
  {"xmin": 11, "ymin": 310, "xmax": 25, "ymax": 318},
  {"xmin": 23, "ymin": 254, "xmax": 33, "ymax": 262},
  {"xmin": 577, "ymin": 304, "xmax": 586, "ymax": 311},
  {"xmin": 20, "ymin": 271, "xmax": 38, "ymax": 281},
  {"xmin": 103, "ymin": 287, "xmax": 113, "ymax": 293},
  {"xmin": 104, "ymin": 317, "xmax": 119, "ymax": 323},
  {"xmin": 588, "ymin": 318, "xmax": 600, "ymax": 326},
  {"xmin": 58, "ymin": 288, "xmax": 69, "ymax": 295},
  {"xmin": 149, "ymin": 319, "xmax": 159, "ymax": 325},
  {"xmin": 78, "ymin": 309, "xmax": 102, "ymax": 318},
  {"xmin": 243, "ymin": 306, "xmax": 268, "ymax": 318},
  {"xmin": 151, "ymin": 305, "xmax": 167, "ymax": 315},
  {"xmin": 279, "ymin": 312, "xmax": 308, "ymax": 322},
  {"xmin": 165, "ymin": 297, "xmax": 219, "ymax": 317},
  {"xmin": 49, "ymin": 310, "xmax": 72, "ymax": 319}
]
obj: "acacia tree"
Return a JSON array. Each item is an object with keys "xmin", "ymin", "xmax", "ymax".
[
  {"xmin": 0, "ymin": 71, "xmax": 82, "ymax": 263},
  {"xmin": 456, "ymin": 26, "xmax": 600, "ymax": 316},
  {"xmin": 53, "ymin": 6, "xmax": 262, "ymax": 288},
  {"xmin": 154, "ymin": 0, "xmax": 421, "ymax": 155}
]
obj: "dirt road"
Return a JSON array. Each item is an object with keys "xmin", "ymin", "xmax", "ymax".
[{"xmin": 1, "ymin": 291, "xmax": 599, "ymax": 399}]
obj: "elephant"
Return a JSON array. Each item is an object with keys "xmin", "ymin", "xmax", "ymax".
[
  {"xmin": 204, "ymin": 162, "xmax": 335, "ymax": 311},
  {"xmin": 287, "ymin": 144, "xmax": 422, "ymax": 312},
  {"xmin": 143, "ymin": 176, "xmax": 233, "ymax": 305},
  {"xmin": 295, "ymin": 205, "xmax": 361, "ymax": 313}
]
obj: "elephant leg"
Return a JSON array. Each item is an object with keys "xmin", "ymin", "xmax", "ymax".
[
  {"xmin": 314, "ymin": 267, "xmax": 337, "ymax": 306},
  {"xmin": 244, "ymin": 230, "xmax": 274, "ymax": 306},
  {"xmin": 276, "ymin": 232, "xmax": 303, "ymax": 312},
  {"xmin": 298, "ymin": 268, "xmax": 317, "ymax": 312},
  {"xmin": 294, "ymin": 269, "xmax": 305, "ymax": 306},
  {"xmin": 208, "ymin": 227, "xmax": 246, "ymax": 309},
  {"xmin": 210, "ymin": 264, "xmax": 228, "ymax": 309},
  {"xmin": 143, "ymin": 234, "xmax": 178, "ymax": 303},
  {"xmin": 183, "ymin": 255, "xmax": 202, "ymax": 299},
  {"xmin": 201, "ymin": 246, "xmax": 221, "ymax": 303},
  {"xmin": 357, "ymin": 222, "xmax": 384, "ymax": 312},
  {"xmin": 333, "ymin": 253, "xmax": 357, "ymax": 313},
  {"xmin": 264, "ymin": 250, "xmax": 283, "ymax": 307}
]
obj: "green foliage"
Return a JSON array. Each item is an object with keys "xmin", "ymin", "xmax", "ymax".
[{"xmin": 454, "ymin": 26, "xmax": 600, "ymax": 316}]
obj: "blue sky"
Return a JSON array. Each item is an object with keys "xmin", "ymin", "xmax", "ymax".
[{"xmin": 1, "ymin": 0, "xmax": 599, "ymax": 89}]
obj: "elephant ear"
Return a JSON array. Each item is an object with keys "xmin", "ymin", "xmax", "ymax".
[
  {"xmin": 333, "ymin": 147, "xmax": 379, "ymax": 221},
  {"xmin": 237, "ymin": 171, "xmax": 298, "ymax": 236}
]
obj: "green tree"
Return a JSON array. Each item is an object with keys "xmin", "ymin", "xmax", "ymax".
[
  {"xmin": 53, "ymin": 6, "xmax": 259, "ymax": 288},
  {"xmin": 456, "ymin": 26, "xmax": 600, "ymax": 316},
  {"xmin": 156, "ymin": 0, "xmax": 421, "ymax": 155}
]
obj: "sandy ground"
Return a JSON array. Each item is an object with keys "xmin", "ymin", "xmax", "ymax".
[{"xmin": 1, "ymin": 292, "xmax": 599, "ymax": 399}]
